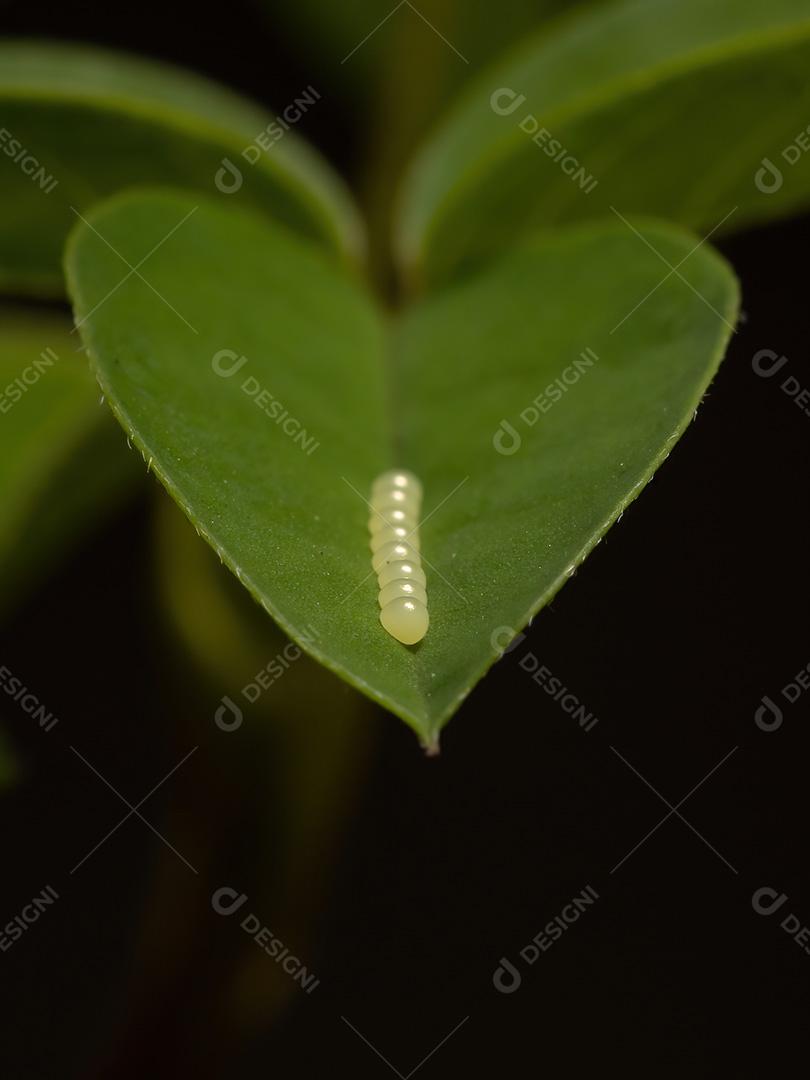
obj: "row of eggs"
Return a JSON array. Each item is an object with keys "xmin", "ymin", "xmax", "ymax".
[{"xmin": 369, "ymin": 470, "xmax": 429, "ymax": 645}]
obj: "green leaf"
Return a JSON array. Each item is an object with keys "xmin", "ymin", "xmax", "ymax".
[
  {"xmin": 0, "ymin": 41, "xmax": 361, "ymax": 296},
  {"xmin": 397, "ymin": 0, "xmax": 810, "ymax": 284},
  {"xmin": 66, "ymin": 190, "xmax": 738, "ymax": 745},
  {"xmin": 0, "ymin": 305, "xmax": 141, "ymax": 617}
]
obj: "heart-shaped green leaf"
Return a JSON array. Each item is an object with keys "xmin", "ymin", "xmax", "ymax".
[
  {"xmin": 0, "ymin": 42, "xmax": 360, "ymax": 296},
  {"xmin": 398, "ymin": 0, "xmax": 810, "ymax": 283},
  {"xmin": 0, "ymin": 306, "xmax": 141, "ymax": 616},
  {"xmin": 66, "ymin": 190, "xmax": 738, "ymax": 745}
]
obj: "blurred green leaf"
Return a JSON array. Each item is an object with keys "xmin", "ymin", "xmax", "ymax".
[
  {"xmin": 66, "ymin": 190, "xmax": 737, "ymax": 744},
  {"xmin": 255, "ymin": 0, "xmax": 600, "ymax": 279},
  {"xmin": 0, "ymin": 41, "xmax": 362, "ymax": 296},
  {"xmin": 0, "ymin": 305, "xmax": 141, "ymax": 616},
  {"xmin": 397, "ymin": 0, "xmax": 810, "ymax": 284},
  {"xmin": 149, "ymin": 494, "xmax": 373, "ymax": 1029},
  {"xmin": 155, "ymin": 490, "xmax": 374, "ymax": 843}
]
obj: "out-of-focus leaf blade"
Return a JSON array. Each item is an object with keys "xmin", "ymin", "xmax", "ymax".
[
  {"xmin": 144, "ymin": 495, "xmax": 373, "ymax": 1028},
  {"xmin": 0, "ymin": 41, "xmax": 362, "ymax": 295},
  {"xmin": 397, "ymin": 0, "xmax": 810, "ymax": 284},
  {"xmin": 0, "ymin": 305, "xmax": 141, "ymax": 615}
]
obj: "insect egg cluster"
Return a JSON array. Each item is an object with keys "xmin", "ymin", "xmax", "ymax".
[{"xmin": 369, "ymin": 469, "xmax": 429, "ymax": 644}]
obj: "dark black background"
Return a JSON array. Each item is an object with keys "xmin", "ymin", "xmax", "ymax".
[{"xmin": 0, "ymin": 1, "xmax": 808, "ymax": 1076}]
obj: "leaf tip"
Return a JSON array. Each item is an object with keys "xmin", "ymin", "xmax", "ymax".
[{"xmin": 421, "ymin": 733, "xmax": 441, "ymax": 758}]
